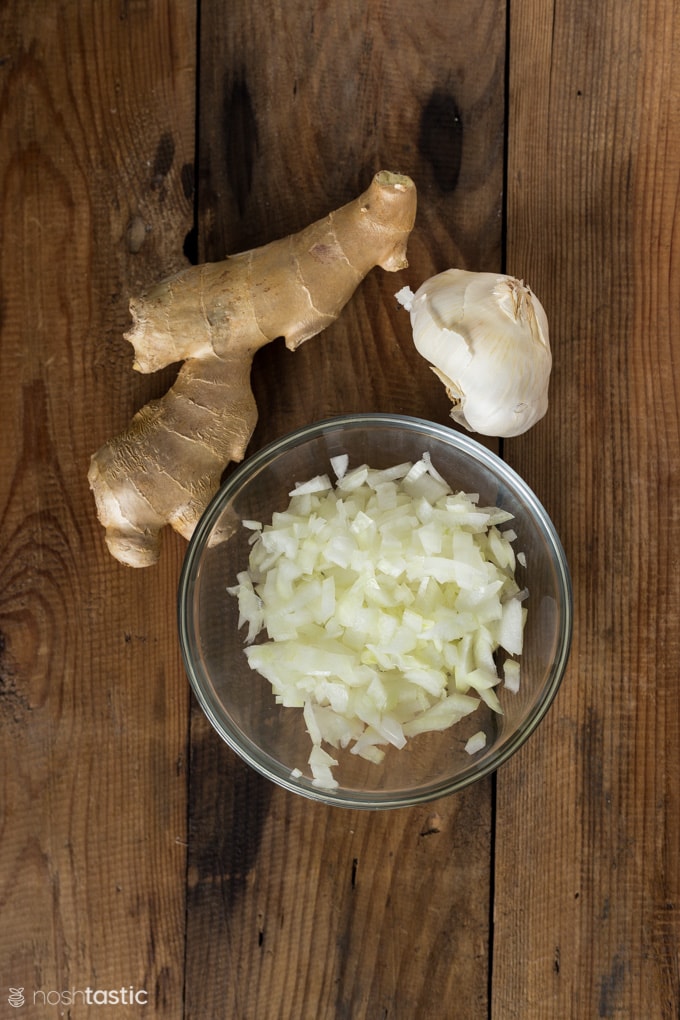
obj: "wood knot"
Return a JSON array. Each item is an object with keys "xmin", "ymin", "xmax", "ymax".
[
  {"xmin": 419, "ymin": 812, "xmax": 443, "ymax": 836},
  {"xmin": 126, "ymin": 216, "xmax": 148, "ymax": 254}
]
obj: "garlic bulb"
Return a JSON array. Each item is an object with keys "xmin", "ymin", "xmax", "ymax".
[{"xmin": 396, "ymin": 269, "xmax": 551, "ymax": 437}]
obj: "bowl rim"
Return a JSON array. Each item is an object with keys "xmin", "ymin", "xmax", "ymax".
[{"xmin": 178, "ymin": 413, "xmax": 573, "ymax": 809}]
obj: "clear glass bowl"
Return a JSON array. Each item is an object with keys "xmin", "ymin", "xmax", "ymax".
[{"xmin": 178, "ymin": 413, "xmax": 573, "ymax": 809}]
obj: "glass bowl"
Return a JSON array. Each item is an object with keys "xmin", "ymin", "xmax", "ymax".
[{"xmin": 178, "ymin": 413, "xmax": 572, "ymax": 809}]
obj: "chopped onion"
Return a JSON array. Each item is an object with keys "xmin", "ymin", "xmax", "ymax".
[
  {"xmin": 465, "ymin": 730, "xmax": 487, "ymax": 755},
  {"xmin": 503, "ymin": 659, "xmax": 521, "ymax": 693},
  {"xmin": 228, "ymin": 454, "xmax": 528, "ymax": 788},
  {"xmin": 330, "ymin": 454, "xmax": 349, "ymax": 479},
  {"xmin": 289, "ymin": 473, "xmax": 332, "ymax": 497}
]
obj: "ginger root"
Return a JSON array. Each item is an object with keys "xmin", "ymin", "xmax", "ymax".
[{"xmin": 89, "ymin": 170, "xmax": 417, "ymax": 567}]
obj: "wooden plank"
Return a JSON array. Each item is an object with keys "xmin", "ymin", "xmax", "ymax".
[
  {"xmin": 185, "ymin": 1, "xmax": 506, "ymax": 1017},
  {"xmin": 0, "ymin": 2, "xmax": 196, "ymax": 1013},
  {"xmin": 494, "ymin": 0, "xmax": 680, "ymax": 1015}
]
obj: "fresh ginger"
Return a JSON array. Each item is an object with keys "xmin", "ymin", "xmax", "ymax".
[{"xmin": 89, "ymin": 171, "xmax": 417, "ymax": 567}]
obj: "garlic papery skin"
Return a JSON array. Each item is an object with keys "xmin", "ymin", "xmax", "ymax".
[{"xmin": 396, "ymin": 269, "xmax": 551, "ymax": 438}]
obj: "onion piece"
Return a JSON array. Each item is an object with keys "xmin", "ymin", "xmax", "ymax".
[
  {"xmin": 465, "ymin": 730, "xmax": 487, "ymax": 755},
  {"xmin": 504, "ymin": 659, "xmax": 521, "ymax": 693},
  {"xmin": 330, "ymin": 454, "xmax": 349, "ymax": 479}
]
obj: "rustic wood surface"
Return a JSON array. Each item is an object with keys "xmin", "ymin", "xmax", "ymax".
[{"xmin": 0, "ymin": 1, "xmax": 678, "ymax": 1018}]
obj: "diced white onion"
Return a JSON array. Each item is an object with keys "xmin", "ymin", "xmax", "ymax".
[
  {"xmin": 289, "ymin": 474, "xmax": 332, "ymax": 497},
  {"xmin": 330, "ymin": 454, "xmax": 349, "ymax": 479},
  {"xmin": 465, "ymin": 730, "xmax": 487, "ymax": 755},
  {"xmin": 229, "ymin": 453, "xmax": 528, "ymax": 788},
  {"xmin": 504, "ymin": 659, "xmax": 521, "ymax": 693}
]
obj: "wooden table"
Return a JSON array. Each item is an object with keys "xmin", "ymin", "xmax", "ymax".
[{"xmin": 2, "ymin": 2, "xmax": 678, "ymax": 1017}]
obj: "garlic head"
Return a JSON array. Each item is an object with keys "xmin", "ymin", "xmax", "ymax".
[{"xmin": 399, "ymin": 269, "xmax": 551, "ymax": 437}]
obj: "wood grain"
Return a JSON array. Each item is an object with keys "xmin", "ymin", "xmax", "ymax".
[
  {"xmin": 184, "ymin": 1, "xmax": 506, "ymax": 1017},
  {"xmin": 0, "ymin": 1, "xmax": 195, "ymax": 1014},
  {"xmin": 494, "ymin": 0, "xmax": 680, "ymax": 1016}
]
